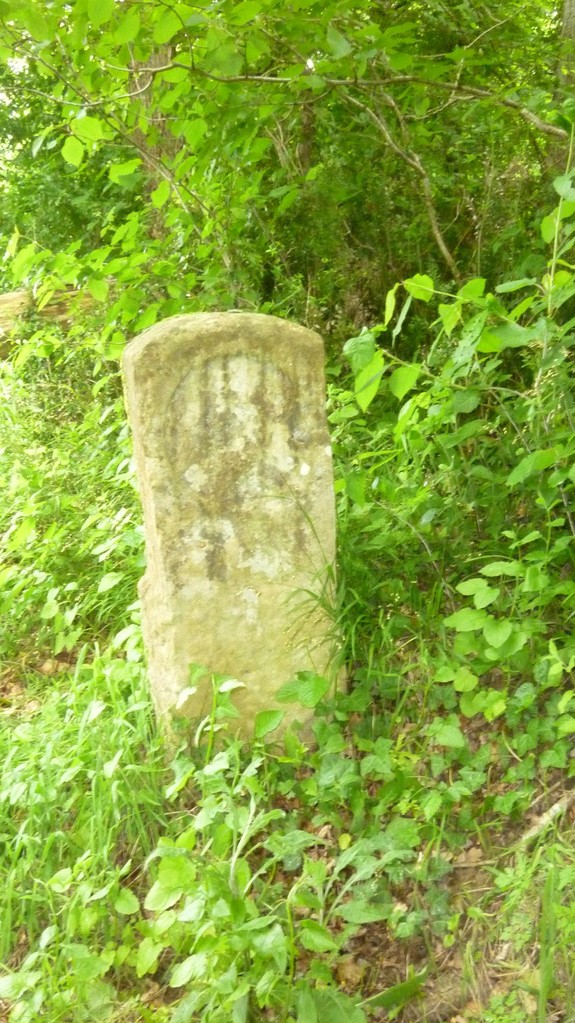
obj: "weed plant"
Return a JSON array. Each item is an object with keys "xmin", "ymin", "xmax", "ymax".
[{"xmin": 2, "ymin": 170, "xmax": 575, "ymax": 1021}]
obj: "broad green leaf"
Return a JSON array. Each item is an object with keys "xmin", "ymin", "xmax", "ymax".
[
  {"xmin": 144, "ymin": 881, "xmax": 182, "ymax": 912},
  {"xmin": 326, "ymin": 24, "xmax": 352, "ymax": 58},
  {"xmin": 506, "ymin": 448, "xmax": 557, "ymax": 487},
  {"xmin": 151, "ymin": 180, "xmax": 171, "ymax": 208},
  {"xmin": 429, "ymin": 722, "xmax": 466, "ymax": 748},
  {"xmin": 231, "ymin": 1, "xmax": 262, "ymax": 24},
  {"xmin": 254, "ymin": 709, "xmax": 285, "ymax": 738},
  {"xmin": 297, "ymin": 986, "xmax": 318, "ymax": 1023},
  {"xmin": 312, "ymin": 989, "xmax": 366, "ymax": 1023},
  {"xmin": 114, "ymin": 888, "xmax": 140, "ymax": 915},
  {"xmin": 495, "ymin": 278, "xmax": 537, "ymax": 293},
  {"xmin": 87, "ymin": 277, "xmax": 109, "ymax": 301},
  {"xmin": 109, "ymin": 159, "xmax": 142, "ymax": 182},
  {"xmin": 298, "ymin": 920, "xmax": 339, "ymax": 952},
  {"xmin": 443, "ymin": 608, "xmax": 488, "ymax": 631},
  {"xmin": 457, "ymin": 278, "xmax": 486, "ymax": 301},
  {"xmin": 276, "ymin": 672, "xmax": 330, "ymax": 708},
  {"xmin": 404, "ymin": 273, "xmax": 434, "ymax": 301},
  {"xmin": 62, "ymin": 135, "xmax": 85, "ymax": 167},
  {"xmin": 334, "ymin": 899, "xmax": 389, "ymax": 924},
  {"xmin": 541, "ymin": 210, "xmax": 559, "ymax": 243},
  {"xmin": 438, "ymin": 302, "xmax": 461, "ymax": 335},
  {"xmin": 169, "ymin": 953, "xmax": 208, "ymax": 987},
  {"xmin": 153, "ymin": 9, "xmax": 182, "ymax": 44},
  {"xmin": 483, "ymin": 618, "xmax": 512, "ymax": 648},
  {"xmin": 480, "ymin": 560, "xmax": 523, "ymax": 577},
  {"xmin": 557, "ymin": 714, "xmax": 575, "ymax": 736},
  {"xmin": 456, "ymin": 577, "xmax": 489, "ymax": 596},
  {"xmin": 183, "ymin": 118, "xmax": 208, "ymax": 147},
  {"xmin": 88, "ymin": 0, "xmax": 114, "ymax": 26},
  {"xmin": 97, "ymin": 572, "xmax": 122, "ymax": 594},
  {"xmin": 477, "ymin": 322, "xmax": 538, "ymax": 352},
  {"xmin": 452, "ymin": 390, "xmax": 481, "ymax": 413},
  {"xmin": 553, "ymin": 173, "xmax": 575, "ymax": 200},
  {"xmin": 474, "ymin": 585, "xmax": 499, "ymax": 609},
  {"xmin": 343, "ymin": 328, "xmax": 376, "ymax": 373},
  {"xmin": 354, "ymin": 350, "xmax": 384, "ymax": 411},
  {"xmin": 71, "ymin": 116, "xmax": 104, "ymax": 142},
  {"xmin": 453, "ymin": 667, "xmax": 479, "ymax": 692},
  {"xmin": 136, "ymin": 937, "xmax": 162, "ymax": 978},
  {"xmin": 113, "ymin": 8, "xmax": 141, "ymax": 43},
  {"xmin": 389, "ymin": 364, "xmax": 420, "ymax": 401}
]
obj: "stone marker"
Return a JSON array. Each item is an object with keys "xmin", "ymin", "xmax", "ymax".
[{"xmin": 122, "ymin": 312, "xmax": 340, "ymax": 733}]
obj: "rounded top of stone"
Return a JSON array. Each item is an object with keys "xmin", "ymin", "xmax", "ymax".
[{"xmin": 123, "ymin": 312, "xmax": 323, "ymax": 366}]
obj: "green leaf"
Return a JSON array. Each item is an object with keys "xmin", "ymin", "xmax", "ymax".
[
  {"xmin": 114, "ymin": 888, "xmax": 140, "ymax": 915},
  {"xmin": 553, "ymin": 173, "xmax": 575, "ymax": 200},
  {"xmin": 109, "ymin": 159, "xmax": 142, "ymax": 183},
  {"xmin": 299, "ymin": 920, "xmax": 339, "ymax": 952},
  {"xmin": 389, "ymin": 364, "xmax": 420, "ymax": 401},
  {"xmin": 495, "ymin": 278, "xmax": 537, "ymax": 293},
  {"xmin": 404, "ymin": 274, "xmax": 434, "ymax": 301},
  {"xmin": 88, "ymin": 0, "xmax": 114, "ymax": 26},
  {"xmin": 97, "ymin": 572, "xmax": 123, "ymax": 594},
  {"xmin": 429, "ymin": 722, "xmax": 466, "ymax": 748},
  {"xmin": 297, "ymin": 986, "xmax": 318, "ymax": 1023},
  {"xmin": 343, "ymin": 329, "xmax": 376, "ymax": 373},
  {"xmin": 62, "ymin": 135, "xmax": 85, "ymax": 167},
  {"xmin": 541, "ymin": 211, "xmax": 559, "ymax": 243},
  {"xmin": 151, "ymin": 180, "xmax": 171, "ymax": 208},
  {"xmin": 87, "ymin": 277, "xmax": 109, "ymax": 302},
  {"xmin": 482, "ymin": 618, "xmax": 512, "ymax": 648},
  {"xmin": 453, "ymin": 667, "xmax": 479, "ymax": 692},
  {"xmin": 456, "ymin": 577, "xmax": 489, "ymax": 596},
  {"xmin": 384, "ymin": 284, "xmax": 398, "ymax": 327},
  {"xmin": 354, "ymin": 350, "xmax": 384, "ymax": 411},
  {"xmin": 457, "ymin": 278, "xmax": 486, "ymax": 301},
  {"xmin": 438, "ymin": 302, "xmax": 461, "ymax": 336},
  {"xmin": 480, "ymin": 560, "xmax": 523, "ymax": 577},
  {"xmin": 71, "ymin": 116, "xmax": 104, "ymax": 142},
  {"xmin": 183, "ymin": 118, "xmax": 208, "ymax": 147},
  {"xmin": 254, "ymin": 709, "xmax": 285, "ymax": 738},
  {"xmin": 312, "ymin": 990, "xmax": 366, "ymax": 1023},
  {"xmin": 153, "ymin": 9, "xmax": 182, "ymax": 44},
  {"xmin": 506, "ymin": 448, "xmax": 557, "ymax": 487},
  {"xmin": 276, "ymin": 672, "xmax": 331, "ymax": 708},
  {"xmin": 326, "ymin": 24, "xmax": 352, "ymax": 58},
  {"xmin": 113, "ymin": 8, "xmax": 141, "ymax": 43},
  {"xmin": 443, "ymin": 608, "xmax": 488, "ymax": 632},
  {"xmin": 477, "ymin": 322, "xmax": 538, "ymax": 353},
  {"xmin": 231, "ymin": 1, "xmax": 262, "ymax": 24},
  {"xmin": 334, "ymin": 899, "xmax": 389, "ymax": 924},
  {"xmin": 169, "ymin": 953, "xmax": 208, "ymax": 987},
  {"xmin": 361, "ymin": 971, "xmax": 427, "ymax": 1010},
  {"xmin": 136, "ymin": 938, "xmax": 162, "ymax": 978}
]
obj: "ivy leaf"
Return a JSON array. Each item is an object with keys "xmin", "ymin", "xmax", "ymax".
[
  {"xmin": 457, "ymin": 278, "xmax": 486, "ymax": 301},
  {"xmin": 389, "ymin": 364, "xmax": 420, "ymax": 401},
  {"xmin": 453, "ymin": 667, "xmax": 479, "ymax": 692},
  {"xmin": 61, "ymin": 135, "xmax": 85, "ymax": 167}
]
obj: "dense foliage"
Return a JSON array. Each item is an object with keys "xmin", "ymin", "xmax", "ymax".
[{"xmin": 1, "ymin": 2, "xmax": 575, "ymax": 1022}]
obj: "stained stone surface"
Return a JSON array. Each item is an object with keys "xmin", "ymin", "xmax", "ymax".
[{"xmin": 122, "ymin": 312, "xmax": 339, "ymax": 732}]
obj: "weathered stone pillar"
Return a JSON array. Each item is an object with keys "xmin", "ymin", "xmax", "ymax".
[{"xmin": 122, "ymin": 313, "xmax": 340, "ymax": 733}]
